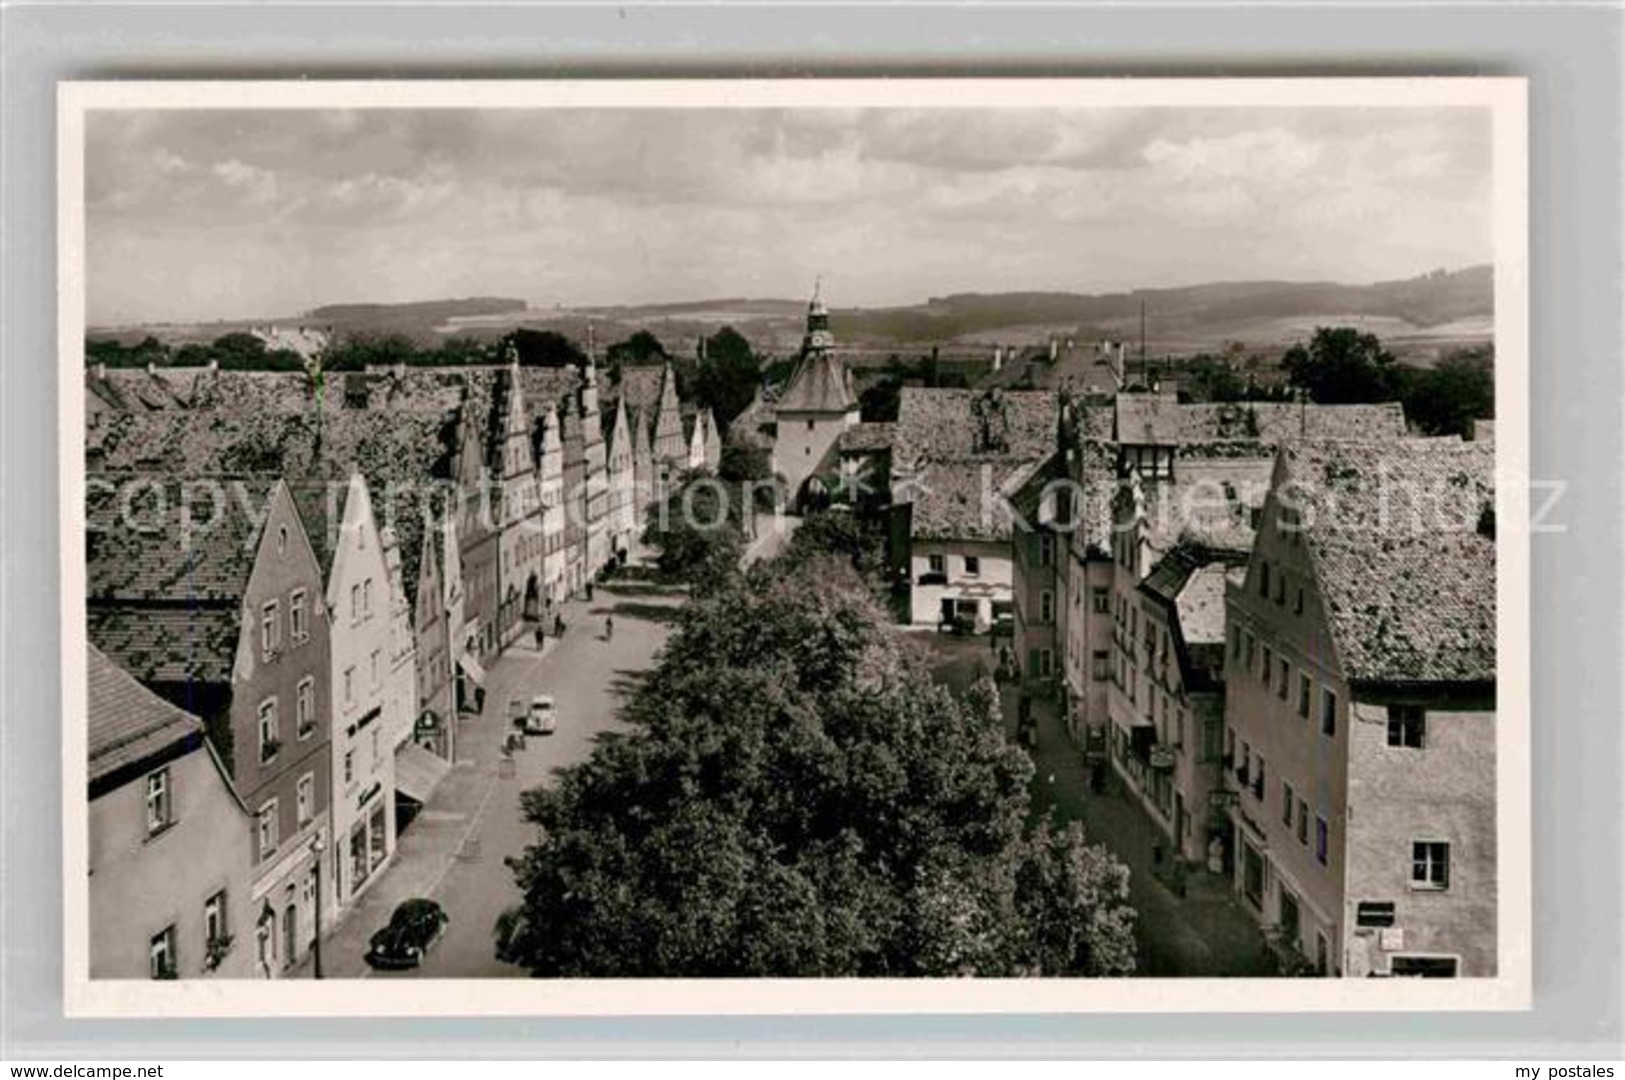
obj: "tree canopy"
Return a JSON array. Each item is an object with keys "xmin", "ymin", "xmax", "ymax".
[
  {"xmin": 692, "ymin": 326, "xmax": 762, "ymax": 433},
  {"xmin": 500, "ymin": 558, "xmax": 1137, "ymax": 977},
  {"xmin": 1282, "ymin": 326, "xmax": 1400, "ymax": 404}
]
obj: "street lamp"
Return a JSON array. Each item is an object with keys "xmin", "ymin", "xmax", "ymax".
[{"xmin": 310, "ymin": 834, "xmax": 326, "ymax": 979}]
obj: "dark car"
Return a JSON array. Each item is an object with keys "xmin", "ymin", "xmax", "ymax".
[{"xmin": 365, "ymin": 898, "xmax": 448, "ymax": 970}]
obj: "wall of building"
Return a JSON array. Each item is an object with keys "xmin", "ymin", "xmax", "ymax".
[
  {"xmin": 773, "ymin": 408, "xmax": 856, "ymax": 499},
  {"xmin": 907, "ymin": 539, "xmax": 1013, "ymax": 630},
  {"xmin": 1224, "ymin": 482, "xmax": 1350, "ymax": 973},
  {"xmin": 323, "ymin": 478, "xmax": 398, "ymax": 909},
  {"xmin": 1344, "ymin": 696, "xmax": 1497, "ymax": 977},
  {"xmin": 89, "ymin": 743, "xmax": 255, "ymax": 979},
  {"xmin": 1012, "ymin": 522, "xmax": 1059, "ymax": 680},
  {"xmin": 1062, "ymin": 554, "xmax": 1114, "ymax": 748},
  {"xmin": 230, "ymin": 483, "xmax": 336, "ymax": 977}
]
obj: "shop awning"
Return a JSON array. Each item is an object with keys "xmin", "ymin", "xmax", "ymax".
[
  {"xmin": 457, "ymin": 652, "xmax": 487, "ymax": 688},
  {"xmin": 395, "ymin": 740, "xmax": 452, "ymax": 804}
]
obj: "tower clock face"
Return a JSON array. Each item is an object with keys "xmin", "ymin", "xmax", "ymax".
[{"xmin": 807, "ymin": 329, "xmax": 835, "ymax": 350}]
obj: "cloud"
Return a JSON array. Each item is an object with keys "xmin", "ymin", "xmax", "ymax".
[{"xmin": 83, "ymin": 104, "xmax": 1494, "ymax": 324}]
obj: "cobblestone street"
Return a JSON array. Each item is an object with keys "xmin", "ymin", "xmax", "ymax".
[{"xmin": 294, "ymin": 567, "xmax": 684, "ymax": 980}]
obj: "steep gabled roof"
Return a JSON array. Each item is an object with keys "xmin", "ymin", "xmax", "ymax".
[
  {"xmin": 776, "ymin": 351, "xmax": 857, "ymax": 414},
  {"xmin": 88, "ymin": 643, "xmax": 205, "ymax": 787},
  {"xmin": 893, "ymin": 388, "xmax": 1059, "ymax": 468},
  {"xmin": 1114, "ymin": 395, "xmax": 1407, "ymax": 447},
  {"xmin": 1282, "ymin": 438, "xmax": 1496, "ymax": 684}
]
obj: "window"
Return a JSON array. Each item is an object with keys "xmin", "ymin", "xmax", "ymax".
[
  {"xmin": 350, "ymin": 583, "xmax": 361, "ymax": 622},
  {"xmin": 964, "ymin": 555, "xmax": 981, "ymax": 576},
  {"xmin": 370, "ymin": 648, "xmax": 381, "ymax": 689},
  {"xmin": 261, "ymin": 600, "xmax": 279, "ymax": 659},
  {"xmin": 1274, "ymin": 572, "xmax": 1286, "ymax": 605},
  {"xmin": 296, "ymin": 677, "xmax": 315, "ymax": 739},
  {"xmin": 257, "ymin": 801, "xmax": 279, "ymax": 861},
  {"xmin": 144, "ymin": 768, "xmax": 172, "ymax": 834},
  {"xmin": 149, "ymin": 926, "xmax": 177, "ymax": 979},
  {"xmin": 344, "ymin": 666, "xmax": 355, "ymax": 707},
  {"xmin": 296, "ymin": 773, "xmax": 314, "ymax": 827},
  {"xmin": 344, "ymin": 750, "xmax": 355, "ymax": 786},
  {"xmin": 1315, "ymin": 815, "xmax": 1329, "ymax": 865},
  {"xmin": 290, "ymin": 589, "xmax": 308, "ymax": 642},
  {"xmin": 1391, "ymin": 955, "xmax": 1459, "ymax": 978},
  {"xmin": 204, "ymin": 891, "xmax": 227, "ymax": 946},
  {"xmin": 1243, "ymin": 630, "xmax": 1255, "ymax": 672},
  {"xmin": 363, "ymin": 578, "xmax": 373, "ymax": 617},
  {"xmin": 276, "ymin": 524, "xmax": 288, "ymax": 555},
  {"xmin": 1388, "ymin": 705, "xmax": 1426, "ymax": 749},
  {"xmin": 1092, "ymin": 650, "xmax": 1110, "ymax": 681},
  {"xmin": 1091, "ymin": 588, "xmax": 1109, "ymax": 614},
  {"xmin": 1261, "ymin": 645, "xmax": 1273, "ymax": 688},
  {"xmin": 1277, "ymin": 658, "xmax": 1290, "ymax": 700},
  {"xmin": 1320, "ymin": 687, "xmax": 1338, "ymax": 737},
  {"xmin": 1298, "ymin": 673, "xmax": 1312, "ymax": 719},
  {"xmin": 258, "ymin": 699, "xmax": 279, "ymax": 763},
  {"xmin": 1295, "ymin": 586, "xmax": 1304, "ymax": 614},
  {"xmin": 1356, "ymin": 901, "xmax": 1397, "ymax": 928},
  {"xmin": 927, "ymin": 554, "xmax": 945, "ymax": 575},
  {"xmin": 1038, "ymin": 533, "xmax": 1055, "ymax": 567},
  {"xmin": 1259, "ymin": 561, "xmax": 1270, "ymax": 597},
  {"xmin": 1040, "ymin": 590, "xmax": 1055, "ymax": 623},
  {"xmin": 371, "ymin": 727, "xmax": 381, "ymax": 763},
  {"xmin": 1296, "ymin": 798, "xmax": 1309, "ymax": 845},
  {"xmin": 1282, "ymin": 781, "xmax": 1295, "ymax": 826},
  {"xmin": 806, "ymin": 419, "xmax": 815, "ymax": 431},
  {"xmin": 1411, "ymin": 841, "xmax": 1450, "ymax": 890},
  {"xmin": 1252, "ymin": 754, "xmax": 1266, "ymax": 800}
]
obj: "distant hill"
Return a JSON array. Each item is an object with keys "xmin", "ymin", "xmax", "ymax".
[{"xmin": 90, "ymin": 267, "xmax": 1490, "ymax": 365}]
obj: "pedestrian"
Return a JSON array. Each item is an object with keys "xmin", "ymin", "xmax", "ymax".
[
  {"xmin": 604, "ymin": 615, "xmax": 614, "ymax": 641},
  {"xmin": 554, "ymin": 613, "xmax": 565, "ymax": 637},
  {"xmin": 586, "ymin": 580, "xmax": 594, "ymax": 601}
]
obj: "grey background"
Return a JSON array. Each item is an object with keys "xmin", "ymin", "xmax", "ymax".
[{"xmin": 2, "ymin": 1, "xmax": 1620, "ymax": 1059}]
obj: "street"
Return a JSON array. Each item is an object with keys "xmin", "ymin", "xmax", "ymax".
[{"xmin": 304, "ymin": 569, "xmax": 685, "ymax": 980}]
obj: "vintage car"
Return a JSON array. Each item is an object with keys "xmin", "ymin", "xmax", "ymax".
[{"xmin": 365, "ymin": 898, "xmax": 448, "ymax": 970}]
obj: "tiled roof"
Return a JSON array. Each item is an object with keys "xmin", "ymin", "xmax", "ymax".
[
  {"xmin": 1071, "ymin": 440, "xmax": 1119, "ymax": 558},
  {"xmin": 903, "ymin": 455, "xmax": 1039, "ymax": 542},
  {"xmin": 894, "ymin": 388, "xmax": 1059, "ymax": 468},
  {"xmin": 86, "ymin": 474, "xmax": 269, "ymax": 602},
  {"xmin": 1114, "ymin": 395, "xmax": 1407, "ymax": 447},
  {"xmin": 88, "ymin": 644, "xmax": 205, "ymax": 786},
  {"xmin": 1128, "ymin": 457, "xmax": 1276, "ymax": 560},
  {"xmin": 608, "ymin": 365, "xmax": 664, "ymax": 417},
  {"xmin": 776, "ymin": 351, "xmax": 857, "ymax": 413},
  {"xmin": 1282, "ymin": 438, "xmax": 1495, "ymax": 684},
  {"xmin": 838, "ymin": 422, "xmax": 896, "ymax": 453},
  {"xmin": 88, "ymin": 605, "xmax": 242, "ymax": 687}
]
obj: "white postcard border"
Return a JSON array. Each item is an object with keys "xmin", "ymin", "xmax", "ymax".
[{"xmin": 57, "ymin": 76, "xmax": 1531, "ymax": 1017}]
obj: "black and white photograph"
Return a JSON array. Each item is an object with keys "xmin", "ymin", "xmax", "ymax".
[{"xmin": 58, "ymin": 78, "xmax": 1530, "ymax": 1015}]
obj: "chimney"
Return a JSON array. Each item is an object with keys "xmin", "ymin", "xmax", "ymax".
[
  {"xmin": 992, "ymin": 345, "xmax": 1003, "ymax": 373},
  {"xmin": 1048, "ymin": 337, "xmax": 1059, "ymax": 362},
  {"xmin": 207, "ymin": 359, "xmax": 218, "ymax": 373},
  {"xmin": 145, "ymin": 362, "xmax": 156, "ymax": 376},
  {"xmin": 94, "ymin": 362, "xmax": 106, "ymax": 380}
]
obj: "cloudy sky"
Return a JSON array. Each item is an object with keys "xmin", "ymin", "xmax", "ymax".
[{"xmin": 85, "ymin": 106, "xmax": 1493, "ymax": 325}]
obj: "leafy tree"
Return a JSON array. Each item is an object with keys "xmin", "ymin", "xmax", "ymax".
[
  {"xmin": 859, "ymin": 374, "xmax": 903, "ymax": 421},
  {"xmin": 606, "ymin": 329, "xmax": 669, "ymax": 366},
  {"xmin": 639, "ymin": 470, "xmax": 747, "ymax": 585},
  {"xmin": 1282, "ymin": 326, "xmax": 1399, "ymax": 404},
  {"xmin": 502, "ymin": 328, "xmax": 587, "ymax": 369},
  {"xmin": 783, "ymin": 509, "xmax": 888, "ymax": 595},
  {"xmin": 210, "ymin": 332, "xmax": 274, "ymax": 371},
  {"xmin": 693, "ymin": 326, "xmax": 761, "ymax": 432},
  {"xmin": 1400, "ymin": 346, "xmax": 1494, "ymax": 437},
  {"xmin": 502, "ymin": 560, "xmax": 1137, "ymax": 977},
  {"xmin": 318, "ymin": 331, "xmax": 416, "ymax": 373}
]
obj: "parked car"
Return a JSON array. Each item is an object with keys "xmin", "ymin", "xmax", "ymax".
[
  {"xmin": 365, "ymin": 898, "xmax": 448, "ymax": 970},
  {"xmin": 516, "ymin": 693, "xmax": 557, "ymax": 736}
]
